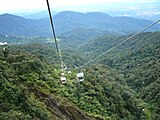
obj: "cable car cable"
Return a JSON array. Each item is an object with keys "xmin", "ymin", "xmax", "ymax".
[
  {"xmin": 77, "ymin": 20, "xmax": 160, "ymax": 69},
  {"xmin": 46, "ymin": 0, "xmax": 59, "ymax": 55},
  {"xmin": 46, "ymin": 0, "xmax": 64, "ymax": 69},
  {"xmin": 46, "ymin": 0, "xmax": 68, "ymax": 84},
  {"xmin": 45, "ymin": 0, "xmax": 159, "ymax": 82}
]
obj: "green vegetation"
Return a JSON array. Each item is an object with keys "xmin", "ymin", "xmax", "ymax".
[
  {"xmin": 0, "ymin": 31, "xmax": 160, "ymax": 120},
  {"xmin": 0, "ymin": 44, "xmax": 97, "ymax": 120},
  {"xmin": 79, "ymin": 31, "xmax": 160, "ymax": 119}
]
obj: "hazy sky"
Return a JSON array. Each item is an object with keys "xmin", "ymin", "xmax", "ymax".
[{"xmin": 0, "ymin": 0, "xmax": 159, "ymax": 14}]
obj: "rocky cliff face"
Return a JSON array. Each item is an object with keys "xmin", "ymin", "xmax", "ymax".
[{"xmin": 33, "ymin": 87, "xmax": 103, "ymax": 120}]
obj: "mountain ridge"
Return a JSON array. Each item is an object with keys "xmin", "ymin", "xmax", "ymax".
[{"xmin": 0, "ymin": 11, "xmax": 160, "ymax": 37}]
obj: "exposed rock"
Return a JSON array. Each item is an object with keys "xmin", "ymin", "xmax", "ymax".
[{"xmin": 33, "ymin": 87, "xmax": 102, "ymax": 120}]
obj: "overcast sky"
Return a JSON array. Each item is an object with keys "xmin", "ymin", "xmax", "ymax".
[{"xmin": 0, "ymin": 0, "xmax": 159, "ymax": 14}]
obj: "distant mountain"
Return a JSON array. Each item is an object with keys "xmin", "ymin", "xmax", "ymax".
[
  {"xmin": 0, "ymin": 14, "xmax": 51, "ymax": 37},
  {"xmin": 23, "ymin": 11, "xmax": 58, "ymax": 19},
  {"xmin": 0, "ymin": 11, "xmax": 160, "ymax": 37},
  {"xmin": 54, "ymin": 11, "xmax": 160, "ymax": 34},
  {"xmin": 105, "ymin": 1, "xmax": 160, "ymax": 21}
]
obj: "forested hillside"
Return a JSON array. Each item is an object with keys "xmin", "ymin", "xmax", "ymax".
[
  {"xmin": 79, "ymin": 31, "xmax": 160, "ymax": 119},
  {"xmin": 0, "ymin": 31, "xmax": 159, "ymax": 119},
  {"xmin": 0, "ymin": 44, "xmax": 99, "ymax": 120},
  {"xmin": 0, "ymin": 44, "xmax": 149, "ymax": 120}
]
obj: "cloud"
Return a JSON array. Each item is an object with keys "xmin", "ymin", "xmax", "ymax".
[
  {"xmin": 137, "ymin": 11, "xmax": 160, "ymax": 15},
  {"xmin": 0, "ymin": 0, "xmax": 159, "ymax": 13},
  {"xmin": 0, "ymin": 0, "xmax": 134, "ymax": 12},
  {"xmin": 53, "ymin": 0, "xmax": 133, "ymax": 6},
  {"xmin": 0, "ymin": 0, "xmax": 46, "ymax": 13},
  {"xmin": 123, "ymin": 14, "xmax": 131, "ymax": 16}
]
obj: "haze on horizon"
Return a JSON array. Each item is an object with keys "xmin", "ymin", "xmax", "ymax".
[{"xmin": 0, "ymin": 0, "xmax": 159, "ymax": 14}]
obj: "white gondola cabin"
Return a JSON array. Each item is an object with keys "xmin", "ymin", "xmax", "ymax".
[
  {"xmin": 60, "ymin": 76, "xmax": 67, "ymax": 84},
  {"xmin": 61, "ymin": 73, "xmax": 65, "ymax": 76},
  {"xmin": 76, "ymin": 72, "xmax": 84, "ymax": 82},
  {"xmin": 60, "ymin": 72, "xmax": 67, "ymax": 84},
  {"xmin": 68, "ymin": 71, "xmax": 71, "ymax": 74}
]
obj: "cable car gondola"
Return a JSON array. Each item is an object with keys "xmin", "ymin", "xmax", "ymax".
[
  {"xmin": 76, "ymin": 72, "xmax": 84, "ymax": 82},
  {"xmin": 60, "ymin": 73, "xmax": 67, "ymax": 84},
  {"xmin": 60, "ymin": 76, "xmax": 67, "ymax": 84}
]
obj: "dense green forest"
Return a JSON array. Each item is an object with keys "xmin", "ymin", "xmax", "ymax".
[{"xmin": 0, "ymin": 31, "xmax": 160, "ymax": 120}]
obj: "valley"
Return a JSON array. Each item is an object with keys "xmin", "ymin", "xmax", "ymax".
[
  {"xmin": 0, "ymin": 7, "xmax": 160, "ymax": 120},
  {"xmin": 0, "ymin": 30, "xmax": 160, "ymax": 119}
]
